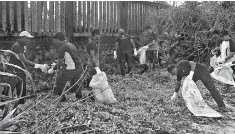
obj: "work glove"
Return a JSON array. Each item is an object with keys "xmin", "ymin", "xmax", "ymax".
[
  {"xmin": 94, "ymin": 67, "xmax": 101, "ymax": 74},
  {"xmin": 34, "ymin": 64, "xmax": 49, "ymax": 73},
  {"xmin": 225, "ymin": 62, "xmax": 233, "ymax": 67},
  {"xmin": 171, "ymin": 92, "xmax": 178, "ymax": 101},
  {"xmin": 186, "ymin": 71, "xmax": 194, "ymax": 80},
  {"xmin": 143, "ymin": 45, "xmax": 149, "ymax": 49},
  {"xmin": 133, "ymin": 48, "xmax": 137, "ymax": 56},
  {"xmin": 217, "ymin": 58, "xmax": 226, "ymax": 64},
  {"xmin": 114, "ymin": 51, "xmax": 117, "ymax": 59}
]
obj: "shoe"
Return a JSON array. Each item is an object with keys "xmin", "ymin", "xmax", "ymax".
[
  {"xmin": 218, "ymin": 106, "xmax": 231, "ymax": 112},
  {"xmin": 75, "ymin": 89, "xmax": 83, "ymax": 99},
  {"xmin": 60, "ymin": 94, "xmax": 66, "ymax": 102}
]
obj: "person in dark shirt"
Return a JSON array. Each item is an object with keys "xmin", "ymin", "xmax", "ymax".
[
  {"xmin": 4, "ymin": 31, "xmax": 48, "ymax": 105},
  {"xmin": 139, "ymin": 26, "xmax": 158, "ymax": 73},
  {"xmin": 167, "ymin": 60, "xmax": 228, "ymax": 112},
  {"xmin": 48, "ymin": 32, "xmax": 84, "ymax": 102},
  {"xmin": 114, "ymin": 29, "xmax": 137, "ymax": 76},
  {"xmin": 85, "ymin": 29, "xmax": 102, "ymax": 101}
]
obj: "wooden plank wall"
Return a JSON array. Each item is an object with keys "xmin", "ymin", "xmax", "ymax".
[{"xmin": 0, "ymin": 1, "xmax": 168, "ymax": 36}]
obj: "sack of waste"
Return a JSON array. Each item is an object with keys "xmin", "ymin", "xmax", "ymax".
[
  {"xmin": 211, "ymin": 65, "xmax": 235, "ymax": 86},
  {"xmin": 182, "ymin": 78, "xmax": 222, "ymax": 117},
  {"xmin": 89, "ymin": 72, "xmax": 118, "ymax": 104},
  {"xmin": 137, "ymin": 46, "xmax": 148, "ymax": 64}
]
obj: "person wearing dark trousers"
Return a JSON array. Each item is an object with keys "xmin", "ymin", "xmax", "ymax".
[
  {"xmin": 167, "ymin": 60, "xmax": 229, "ymax": 112},
  {"xmin": 48, "ymin": 32, "xmax": 84, "ymax": 102},
  {"xmin": 114, "ymin": 29, "xmax": 137, "ymax": 77},
  {"xmin": 139, "ymin": 26, "xmax": 158, "ymax": 73},
  {"xmin": 85, "ymin": 29, "xmax": 102, "ymax": 101}
]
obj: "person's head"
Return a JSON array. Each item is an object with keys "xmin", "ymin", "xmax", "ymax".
[
  {"xmin": 91, "ymin": 28, "xmax": 100, "ymax": 41},
  {"xmin": 212, "ymin": 30, "xmax": 220, "ymax": 39},
  {"xmin": 167, "ymin": 64, "xmax": 177, "ymax": 75},
  {"xmin": 18, "ymin": 31, "xmax": 34, "ymax": 45},
  {"xmin": 145, "ymin": 26, "xmax": 152, "ymax": 33},
  {"xmin": 118, "ymin": 29, "xmax": 125, "ymax": 36},
  {"xmin": 54, "ymin": 32, "xmax": 66, "ymax": 45},
  {"xmin": 220, "ymin": 30, "xmax": 230, "ymax": 41}
]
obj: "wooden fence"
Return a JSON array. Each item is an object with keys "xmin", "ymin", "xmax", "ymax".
[{"xmin": 0, "ymin": 1, "xmax": 168, "ymax": 37}]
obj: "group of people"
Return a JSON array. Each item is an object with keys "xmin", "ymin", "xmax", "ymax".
[{"xmin": 1, "ymin": 27, "xmax": 233, "ymax": 116}]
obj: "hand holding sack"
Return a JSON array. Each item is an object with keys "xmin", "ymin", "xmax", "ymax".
[
  {"xmin": 89, "ymin": 72, "xmax": 118, "ymax": 104},
  {"xmin": 171, "ymin": 92, "xmax": 178, "ymax": 101},
  {"xmin": 133, "ymin": 48, "xmax": 137, "ymax": 56},
  {"xmin": 137, "ymin": 46, "xmax": 149, "ymax": 64},
  {"xmin": 114, "ymin": 51, "xmax": 117, "ymax": 59}
]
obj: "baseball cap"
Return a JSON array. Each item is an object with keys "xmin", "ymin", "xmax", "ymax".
[
  {"xmin": 19, "ymin": 31, "xmax": 34, "ymax": 38},
  {"xmin": 54, "ymin": 32, "xmax": 66, "ymax": 41},
  {"xmin": 118, "ymin": 29, "xmax": 125, "ymax": 34}
]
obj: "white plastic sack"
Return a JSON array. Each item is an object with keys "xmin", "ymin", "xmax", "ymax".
[
  {"xmin": 211, "ymin": 65, "xmax": 235, "ymax": 86},
  {"xmin": 137, "ymin": 46, "xmax": 148, "ymax": 64},
  {"xmin": 220, "ymin": 41, "xmax": 235, "ymax": 63},
  {"xmin": 182, "ymin": 78, "xmax": 222, "ymax": 117},
  {"xmin": 89, "ymin": 72, "xmax": 118, "ymax": 104}
]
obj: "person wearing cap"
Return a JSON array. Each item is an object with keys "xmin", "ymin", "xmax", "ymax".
[
  {"xmin": 139, "ymin": 26, "xmax": 158, "ymax": 73},
  {"xmin": 3, "ymin": 31, "xmax": 48, "ymax": 105},
  {"xmin": 85, "ymin": 29, "xmax": 101, "ymax": 101},
  {"xmin": 114, "ymin": 29, "xmax": 137, "ymax": 77},
  {"xmin": 48, "ymin": 32, "xmax": 84, "ymax": 102},
  {"xmin": 167, "ymin": 60, "xmax": 229, "ymax": 112}
]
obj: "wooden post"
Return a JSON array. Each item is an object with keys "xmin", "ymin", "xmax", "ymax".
[
  {"xmin": 9, "ymin": 1, "xmax": 14, "ymax": 32},
  {"xmin": 95, "ymin": 1, "xmax": 98, "ymax": 28},
  {"xmin": 83, "ymin": 1, "xmax": 86, "ymax": 32},
  {"xmin": 117, "ymin": 2, "xmax": 120, "ymax": 30},
  {"xmin": 77, "ymin": 1, "xmax": 82, "ymax": 32},
  {"xmin": 37, "ymin": 1, "xmax": 42, "ymax": 33},
  {"xmin": 107, "ymin": 1, "xmax": 110, "ymax": 34},
  {"xmin": 103, "ymin": 1, "xmax": 106, "ymax": 33},
  {"xmin": 65, "ymin": 1, "xmax": 74, "ymax": 40},
  {"xmin": 114, "ymin": 2, "xmax": 117, "ymax": 33},
  {"xmin": 2, "ymin": 1, "xmax": 7, "ymax": 32},
  {"xmin": 55, "ymin": 1, "xmax": 60, "ymax": 32},
  {"xmin": 110, "ymin": 1, "xmax": 113, "ymax": 33},
  {"xmin": 16, "ymin": 2, "xmax": 22, "ymax": 32},
  {"xmin": 87, "ymin": 1, "xmax": 90, "ymax": 32},
  {"xmin": 99, "ymin": 1, "xmax": 102, "ymax": 32},
  {"xmin": 49, "ymin": 1, "xmax": 54, "ymax": 32},
  {"xmin": 91, "ymin": 1, "xmax": 95, "ymax": 29}
]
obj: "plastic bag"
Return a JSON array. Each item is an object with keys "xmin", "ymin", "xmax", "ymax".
[
  {"xmin": 211, "ymin": 65, "xmax": 235, "ymax": 86},
  {"xmin": 89, "ymin": 72, "xmax": 118, "ymax": 104},
  {"xmin": 182, "ymin": 78, "xmax": 222, "ymax": 117},
  {"xmin": 137, "ymin": 46, "xmax": 148, "ymax": 64}
]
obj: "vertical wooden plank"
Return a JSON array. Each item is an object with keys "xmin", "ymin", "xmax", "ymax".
[
  {"xmin": 95, "ymin": 1, "xmax": 98, "ymax": 28},
  {"xmin": 135, "ymin": 2, "xmax": 138, "ymax": 33},
  {"xmin": 73, "ymin": 1, "xmax": 77, "ymax": 32},
  {"xmin": 9, "ymin": 1, "xmax": 14, "ymax": 32},
  {"xmin": 99, "ymin": 1, "xmax": 102, "ymax": 31},
  {"xmin": 65, "ymin": 1, "xmax": 74, "ymax": 40},
  {"xmin": 0, "ymin": 1, "xmax": 2, "ymax": 31},
  {"xmin": 24, "ymin": 2, "xmax": 29, "ymax": 31},
  {"xmin": 43, "ymin": 1, "xmax": 48, "ymax": 33},
  {"xmin": 55, "ymin": 1, "xmax": 60, "ymax": 32},
  {"xmin": 121, "ymin": 2, "xmax": 128, "ymax": 32},
  {"xmin": 31, "ymin": 1, "xmax": 37, "ymax": 32},
  {"xmin": 87, "ymin": 1, "xmax": 90, "ymax": 32},
  {"xmin": 131, "ymin": 2, "xmax": 135, "ymax": 32},
  {"xmin": 37, "ymin": 1, "xmax": 42, "ymax": 33},
  {"xmin": 128, "ymin": 2, "xmax": 131, "ymax": 33},
  {"xmin": 117, "ymin": 1, "xmax": 120, "ymax": 30},
  {"xmin": 114, "ymin": 2, "xmax": 117, "ymax": 32},
  {"xmin": 16, "ymin": 2, "xmax": 21, "ymax": 32},
  {"xmin": 140, "ymin": 2, "xmax": 143, "ymax": 31},
  {"xmin": 60, "ymin": 1, "xmax": 65, "ymax": 32},
  {"xmin": 77, "ymin": 1, "xmax": 82, "ymax": 32},
  {"xmin": 137, "ymin": 2, "xmax": 140, "ymax": 32},
  {"xmin": 103, "ymin": 1, "xmax": 106, "ymax": 33},
  {"xmin": 91, "ymin": 1, "xmax": 95, "ymax": 29},
  {"xmin": 83, "ymin": 1, "xmax": 86, "ymax": 32},
  {"xmin": 2, "ymin": 1, "xmax": 7, "ymax": 32},
  {"xmin": 106, "ymin": 1, "xmax": 109, "ymax": 33},
  {"xmin": 110, "ymin": 1, "xmax": 113, "ymax": 33},
  {"xmin": 49, "ymin": 1, "xmax": 54, "ymax": 32}
]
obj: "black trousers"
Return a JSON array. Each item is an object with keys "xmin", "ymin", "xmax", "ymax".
[
  {"xmin": 198, "ymin": 66, "xmax": 225, "ymax": 108},
  {"xmin": 118, "ymin": 53, "xmax": 133, "ymax": 76}
]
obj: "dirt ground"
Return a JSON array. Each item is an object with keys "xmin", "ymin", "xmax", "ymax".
[{"xmin": 2, "ymin": 69, "xmax": 235, "ymax": 134}]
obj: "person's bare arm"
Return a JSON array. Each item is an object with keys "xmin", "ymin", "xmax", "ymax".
[
  {"xmin": 90, "ymin": 50, "xmax": 99, "ymax": 67},
  {"xmin": 18, "ymin": 53, "xmax": 35, "ymax": 66},
  {"xmin": 175, "ymin": 81, "xmax": 181, "ymax": 92},
  {"xmin": 130, "ymin": 39, "xmax": 136, "ymax": 49},
  {"xmin": 114, "ymin": 42, "xmax": 119, "ymax": 51}
]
